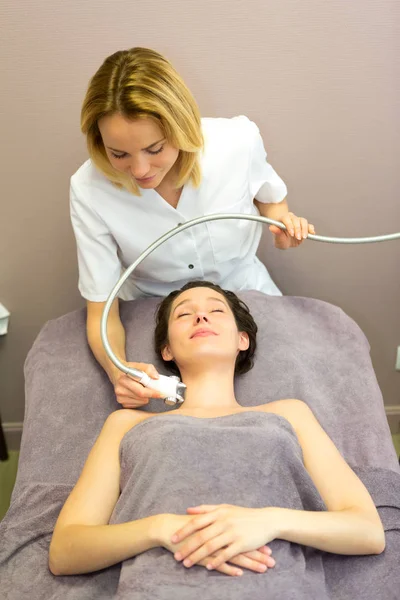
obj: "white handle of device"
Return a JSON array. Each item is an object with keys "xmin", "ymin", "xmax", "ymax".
[{"xmin": 132, "ymin": 373, "xmax": 185, "ymax": 406}]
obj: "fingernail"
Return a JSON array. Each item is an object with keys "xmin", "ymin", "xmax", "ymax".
[
  {"xmin": 206, "ymin": 563, "xmax": 213, "ymax": 570},
  {"xmin": 171, "ymin": 535, "xmax": 178, "ymax": 543},
  {"xmin": 290, "ymin": 230, "xmax": 294, "ymax": 236},
  {"xmin": 297, "ymin": 234, "xmax": 301, "ymax": 240},
  {"xmin": 183, "ymin": 559, "xmax": 192, "ymax": 567},
  {"xmin": 174, "ymin": 552, "xmax": 181, "ymax": 560},
  {"xmin": 236, "ymin": 569, "xmax": 243, "ymax": 576}
]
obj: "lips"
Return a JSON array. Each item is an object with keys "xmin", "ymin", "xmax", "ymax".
[
  {"xmin": 190, "ymin": 329, "xmax": 217, "ymax": 339},
  {"xmin": 136, "ymin": 174, "xmax": 156, "ymax": 182}
]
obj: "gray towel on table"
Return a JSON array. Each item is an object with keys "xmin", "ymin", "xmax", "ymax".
[{"xmin": 107, "ymin": 411, "xmax": 400, "ymax": 600}]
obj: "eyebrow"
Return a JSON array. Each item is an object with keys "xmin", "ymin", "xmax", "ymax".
[
  {"xmin": 172, "ymin": 297, "xmax": 227, "ymax": 314},
  {"xmin": 106, "ymin": 138, "xmax": 166, "ymax": 153}
]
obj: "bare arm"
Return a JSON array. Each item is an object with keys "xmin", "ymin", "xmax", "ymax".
[
  {"xmin": 170, "ymin": 400, "xmax": 385, "ymax": 568},
  {"xmin": 255, "ymin": 198, "xmax": 315, "ymax": 248},
  {"xmin": 49, "ymin": 411, "xmax": 164, "ymax": 575},
  {"xmin": 86, "ymin": 299, "xmax": 162, "ymax": 407},
  {"xmin": 268, "ymin": 400, "xmax": 385, "ymax": 555},
  {"xmin": 50, "ymin": 518, "xmax": 163, "ymax": 575},
  {"xmin": 86, "ymin": 299, "xmax": 126, "ymax": 385},
  {"xmin": 254, "ymin": 197, "xmax": 290, "ymax": 222}
]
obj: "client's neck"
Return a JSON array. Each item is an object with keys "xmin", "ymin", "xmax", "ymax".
[{"xmin": 176, "ymin": 366, "xmax": 241, "ymax": 414}]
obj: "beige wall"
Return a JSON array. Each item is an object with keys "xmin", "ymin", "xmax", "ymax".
[{"xmin": 1, "ymin": 0, "xmax": 399, "ymax": 444}]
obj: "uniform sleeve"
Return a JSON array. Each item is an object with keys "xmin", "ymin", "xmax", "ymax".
[
  {"xmin": 248, "ymin": 120, "xmax": 288, "ymax": 204},
  {"xmin": 70, "ymin": 180, "xmax": 122, "ymax": 302}
]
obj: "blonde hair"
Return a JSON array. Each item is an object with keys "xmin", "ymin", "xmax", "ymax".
[{"xmin": 81, "ymin": 47, "xmax": 204, "ymax": 195}]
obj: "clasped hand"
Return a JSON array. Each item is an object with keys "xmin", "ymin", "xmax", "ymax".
[
  {"xmin": 164, "ymin": 504, "xmax": 277, "ymax": 575},
  {"xmin": 269, "ymin": 212, "xmax": 315, "ymax": 249}
]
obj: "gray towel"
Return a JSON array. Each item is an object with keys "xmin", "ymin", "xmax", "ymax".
[{"xmin": 107, "ymin": 411, "xmax": 398, "ymax": 600}]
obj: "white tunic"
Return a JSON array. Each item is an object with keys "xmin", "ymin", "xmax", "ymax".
[{"xmin": 70, "ymin": 115, "xmax": 287, "ymax": 301}]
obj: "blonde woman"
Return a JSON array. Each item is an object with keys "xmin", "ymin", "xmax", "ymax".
[{"xmin": 70, "ymin": 47, "xmax": 315, "ymax": 408}]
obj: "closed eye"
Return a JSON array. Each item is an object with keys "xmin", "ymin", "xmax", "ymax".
[
  {"xmin": 176, "ymin": 308, "xmax": 225, "ymax": 319},
  {"xmin": 110, "ymin": 146, "xmax": 164, "ymax": 159},
  {"xmin": 147, "ymin": 146, "xmax": 164, "ymax": 155},
  {"xmin": 110, "ymin": 151, "xmax": 128, "ymax": 159}
]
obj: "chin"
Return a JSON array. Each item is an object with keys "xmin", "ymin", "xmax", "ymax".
[{"xmin": 182, "ymin": 350, "xmax": 234, "ymax": 366}]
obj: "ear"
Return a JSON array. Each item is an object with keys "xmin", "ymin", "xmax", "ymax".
[
  {"xmin": 161, "ymin": 344, "xmax": 174, "ymax": 361},
  {"xmin": 238, "ymin": 331, "xmax": 250, "ymax": 351}
]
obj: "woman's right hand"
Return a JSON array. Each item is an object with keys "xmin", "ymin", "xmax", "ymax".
[
  {"xmin": 111, "ymin": 362, "xmax": 164, "ymax": 408},
  {"xmin": 159, "ymin": 514, "xmax": 276, "ymax": 577}
]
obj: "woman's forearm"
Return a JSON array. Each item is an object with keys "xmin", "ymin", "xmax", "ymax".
[
  {"xmin": 256, "ymin": 197, "xmax": 290, "ymax": 221},
  {"xmin": 266, "ymin": 507, "xmax": 385, "ymax": 555},
  {"xmin": 86, "ymin": 299, "xmax": 126, "ymax": 382},
  {"xmin": 49, "ymin": 515, "xmax": 164, "ymax": 575}
]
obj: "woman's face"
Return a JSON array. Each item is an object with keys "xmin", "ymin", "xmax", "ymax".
[
  {"xmin": 98, "ymin": 113, "xmax": 180, "ymax": 188},
  {"xmin": 162, "ymin": 287, "xmax": 249, "ymax": 371}
]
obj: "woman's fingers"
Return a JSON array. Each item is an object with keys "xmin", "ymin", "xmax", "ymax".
[
  {"xmin": 119, "ymin": 399, "xmax": 149, "ymax": 409},
  {"xmin": 246, "ymin": 550, "xmax": 276, "ymax": 568},
  {"xmin": 191, "ymin": 548, "xmax": 276, "ymax": 577},
  {"xmin": 228, "ymin": 553, "xmax": 270, "ymax": 573},
  {"xmin": 114, "ymin": 383, "xmax": 151, "ymax": 407},
  {"xmin": 243, "ymin": 549, "xmax": 273, "ymax": 565},
  {"xmin": 180, "ymin": 532, "xmax": 233, "ymax": 568},
  {"xmin": 114, "ymin": 379, "xmax": 158, "ymax": 406},
  {"xmin": 300, "ymin": 217, "xmax": 309, "ymax": 239},
  {"xmin": 205, "ymin": 543, "xmax": 244, "ymax": 571},
  {"xmin": 129, "ymin": 362, "xmax": 160, "ymax": 380},
  {"xmin": 281, "ymin": 213, "xmax": 313, "ymax": 241},
  {"xmin": 172, "ymin": 511, "xmax": 217, "ymax": 543},
  {"xmin": 292, "ymin": 214, "xmax": 302, "ymax": 240},
  {"xmin": 223, "ymin": 550, "xmax": 276, "ymax": 573},
  {"xmin": 120, "ymin": 376, "xmax": 163, "ymax": 399},
  {"xmin": 281, "ymin": 213, "xmax": 296, "ymax": 237},
  {"xmin": 174, "ymin": 521, "xmax": 226, "ymax": 563},
  {"xmin": 286, "ymin": 213, "xmax": 303, "ymax": 240},
  {"xmin": 257, "ymin": 545, "xmax": 273, "ymax": 555},
  {"xmin": 268, "ymin": 224, "xmax": 285, "ymax": 236},
  {"xmin": 198, "ymin": 557, "xmax": 243, "ymax": 577},
  {"xmin": 114, "ymin": 361, "xmax": 164, "ymax": 405},
  {"xmin": 198, "ymin": 553, "xmax": 274, "ymax": 577},
  {"xmin": 186, "ymin": 505, "xmax": 219, "ymax": 514}
]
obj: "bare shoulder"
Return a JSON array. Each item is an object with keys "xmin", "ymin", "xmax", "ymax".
[
  {"xmin": 104, "ymin": 408, "xmax": 156, "ymax": 438},
  {"xmin": 257, "ymin": 399, "xmax": 313, "ymax": 432}
]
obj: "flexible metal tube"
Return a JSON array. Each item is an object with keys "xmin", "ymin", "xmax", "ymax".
[{"xmin": 101, "ymin": 213, "xmax": 400, "ymax": 382}]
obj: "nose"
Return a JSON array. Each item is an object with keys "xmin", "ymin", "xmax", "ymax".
[
  {"xmin": 129, "ymin": 156, "xmax": 151, "ymax": 179},
  {"xmin": 195, "ymin": 314, "xmax": 209, "ymax": 324}
]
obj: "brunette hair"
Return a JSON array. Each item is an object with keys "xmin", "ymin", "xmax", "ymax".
[{"xmin": 154, "ymin": 281, "xmax": 257, "ymax": 376}]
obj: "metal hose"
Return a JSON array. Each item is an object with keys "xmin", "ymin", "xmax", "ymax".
[{"xmin": 101, "ymin": 213, "xmax": 400, "ymax": 386}]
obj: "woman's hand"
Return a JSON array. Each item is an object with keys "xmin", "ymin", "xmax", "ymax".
[
  {"xmin": 160, "ymin": 514, "xmax": 276, "ymax": 577},
  {"xmin": 269, "ymin": 212, "xmax": 315, "ymax": 249},
  {"xmin": 170, "ymin": 504, "xmax": 278, "ymax": 571},
  {"xmin": 111, "ymin": 362, "xmax": 164, "ymax": 408}
]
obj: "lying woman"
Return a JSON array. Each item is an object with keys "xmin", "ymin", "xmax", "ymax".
[{"xmin": 49, "ymin": 281, "xmax": 385, "ymax": 597}]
